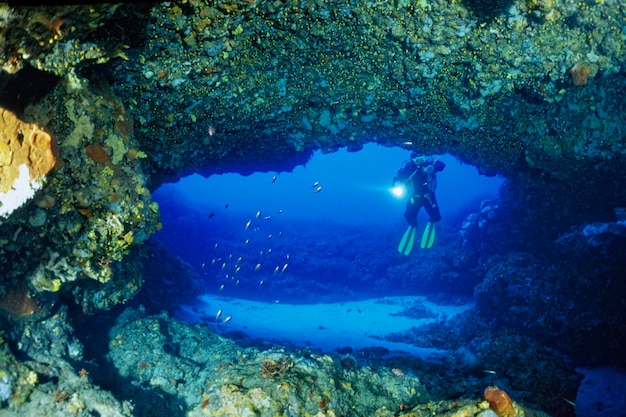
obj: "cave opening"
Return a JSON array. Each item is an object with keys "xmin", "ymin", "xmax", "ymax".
[
  {"xmin": 147, "ymin": 144, "xmax": 504, "ymax": 310},
  {"xmin": 0, "ymin": 62, "xmax": 60, "ymax": 116},
  {"xmin": 147, "ymin": 144, "xmax": 504, "ymax": 302}
]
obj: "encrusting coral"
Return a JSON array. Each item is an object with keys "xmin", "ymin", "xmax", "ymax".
[
  {"xmin": 84, "ymin": 142, "xmax": 112, "ymax": 164},
  {"xmin": 568, "ymin": 62, "xmax": 591, "ymax": 86},
  {"xmin": 28, "ymin": 248, "xmax": 79, "ymax": 293},
  {"xmin": 0, "ymin": 279, "xmax": 41, "ymax": 319}
]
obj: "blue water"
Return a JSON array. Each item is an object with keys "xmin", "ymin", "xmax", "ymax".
[
  {"xmin": 156, "ymin": 144, "xmax": 502, "ymax": 227},
  {"xmin": 152, "ymin": 143, "xmax": 503, "ymax": 303}
]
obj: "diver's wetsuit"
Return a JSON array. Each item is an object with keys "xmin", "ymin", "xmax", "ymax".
[{"xmin": 393, "ymin": 157, "xmax": 445, "ymax": 228}]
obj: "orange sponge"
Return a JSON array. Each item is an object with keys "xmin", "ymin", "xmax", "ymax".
[
  {"xmin": 484, "ymin": 386, "xmax": 517, "ymax": 417},
  {"xmin": 0, "ymin": 107, "xmax": 57, "ymax": 194}
]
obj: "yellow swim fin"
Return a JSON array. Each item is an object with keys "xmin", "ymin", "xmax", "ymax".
[
  {"xmin": 398, "ymin": 226, "xmax": 416, "ymax": 255},
  {"xmin": 420, "ymin": 222, "xmax": 436, "ymax": 249}
]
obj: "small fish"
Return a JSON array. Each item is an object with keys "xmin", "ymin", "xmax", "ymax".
[
  {"xmin": 401, "ymin": 141, "xmax": 414, "ymax": 146},
  {"xmin": 214, "ymin": 243, "xmax": 219, "ymax": 249},
  {"xmin": 286, "ymin": 254, "xmax": 291, "ymax": 260},
  {"xmin": 221, "ymin": 316, "xmax": 232, "ymax": 324},
  {"xmin": 229, "ymin": 254, "xmax": 233, "ymax": 260},
  {"xmin": 277, "ymin": 209, "xmax": 284, "ymax": 214},
  {"xmin": 562, "ymin": 397, "xmax": 576, "ymax": 407},
  {"xmin": 245, "ymin": 220, "xmax": 252, "ymax": 230},
  {"xmin": 201, "ymin": 263, "xmax": 206, "ymax": 268},
  {"xmin": 224, "ymin": 204, "xmax": 229, "ymax": 208},
  {"xmin": 259, "ymin": 250, "xmax": 264, "ymax": 256},
  {"xmin": 245, "ymin": 239, "xmax": 250, "ymax": 245},
  {"xmin": 221, "ymin": 262, "xmax": 227, "ymax": 270},
  {"xmin": 235, "ymin": 279, "xmax": 240, "ymax": 286},
  {"xmin": 279, "ymin": 231, "xmax": 283, "ymax": 237},
  {"xmin": 267, "ymin": 248, "xmax": 272, "ymax": 254},
  {"xmin": 208, "ymin": 125, "xmax": 216, "ymax": 136},
  {"xmin": 281, "ymin": 263, "xmax": 289, "ymax": 273},
  {"xmin": 264, "ymin": 216, "xmax": 271, "ymax": 220},
  {"xmin": 312, "ymin": 181, "xmax": 320, "ymax": 187},
  {"xmin": 215, "ymin": 309, "xmax": 222, "ymax": 321},
  {"xmin": 208, "ymin": 212, "xmax": 215, "ymax": 218},
  {"xmin": 211, "ymin": 258, "xmax": 217, "ymax": 265},
  {"xmin": 256, "ymin": 210, "xmax": 261, "ymax": 219},
  {"xmin": 259, "ymin": 280, "xmax": 264, "ymax": 286},
  {"xmin": 255, "ymin": 263, "xmax": 262, "ymax": 271},
  {"xmin": 235, "ymin": 266, "xmax": 241, "ymax": 273},
  {"xmin": 274, "ymin": 266, "xmax": 280, "ymax": 274},
  {"xmin": 482, "ymin": 370, "xmax": 496, "ymax": 375},
  {"xmin": 267, "ymin": 234, "xmax": 273, "ymax": 240},
  {"xmin": 219, "ymin": 284, "xmax": 225, "ymax": 291},
  {"xmin": 237, "ymin": 256, "xmax": 243, "ymax": 263},
  {"xmin": 272, "ymin": 175, "xmax": 277, "ymax": 183},
  {"xmin": 314, "ymin": 186, "xmax": 323, "ymax": 193}
]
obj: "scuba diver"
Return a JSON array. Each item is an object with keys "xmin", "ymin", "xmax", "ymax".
[{"xmin": 392, "ymin": 152, "xmax": 445, "ymax": 254}]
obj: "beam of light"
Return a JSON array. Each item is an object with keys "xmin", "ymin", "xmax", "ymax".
[{"xmin": 390, "ymin": 184, "xmax": 406, "ymax": 199}]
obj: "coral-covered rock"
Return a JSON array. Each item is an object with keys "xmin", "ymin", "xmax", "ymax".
[
  {"xmin": 0, "ymin": 107, "xmax": 57, "ymax": 217},
  {"xmin": 106, "ymin": 308, "xmax": 433, "ymax": 417},
  {"xmin": 484, "ymin": 386, "xmax": 516, "ymax": 417}
]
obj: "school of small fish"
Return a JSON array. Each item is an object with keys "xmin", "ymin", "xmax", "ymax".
[{"xmin": 199, "ymin": 173, "xmax": 326, "ymax": 326}]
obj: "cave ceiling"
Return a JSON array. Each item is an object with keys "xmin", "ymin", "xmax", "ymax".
[{"xmin": 0, "ymin": 0, "xmax": 625, "ymax": 308}]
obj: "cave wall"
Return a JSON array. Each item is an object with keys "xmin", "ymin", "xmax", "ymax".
[{"xmin": 0, "ymin": 0, "xmax": 624, "ymax": 312}]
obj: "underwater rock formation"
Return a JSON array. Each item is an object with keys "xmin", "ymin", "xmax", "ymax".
[
  {"xmin": 0, "ymin": 0, "xmax": 624, "ymax": 308},
  {"xmin": 103, "ymin": 307, "xmax": 552, "ymax": 417},
  {"xmin": 0, "ymin": 1, "xmax": 625, "ymax": 416},
  {"xmin": 107, "ymin": 308, "xmax": 433, "ymax": 417},
  {"xmin": 0, "ymin": 71, "xmax": 160, "ymax": 316},
  {"xmin": 0, "ymin": 305, "xmax": 130, "ymax": 416},
  {"xmin": 381, "ymin": 307, "xmax": 582, "ymax": 417}
]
